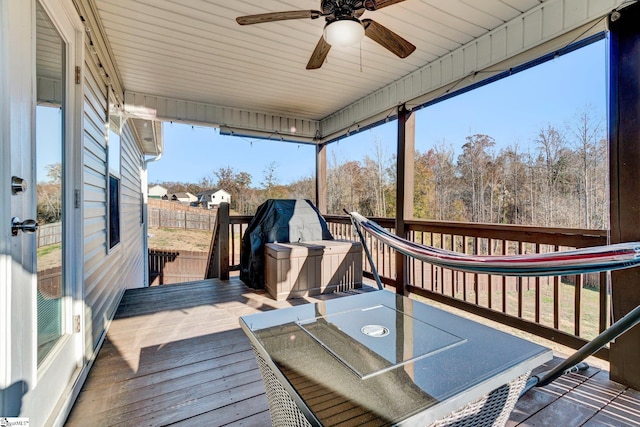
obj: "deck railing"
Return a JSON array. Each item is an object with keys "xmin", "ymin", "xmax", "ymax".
[
  {"xmin": 220, "ymin": 213, "xmax": 611, "ymax": 359},
  {"xmin": 229, "ymin": 215, "xmax": 252, "ymax": 267},
  {"xmin": 408, "ymin": 220, "xmax": 609, "ymax": 354}
]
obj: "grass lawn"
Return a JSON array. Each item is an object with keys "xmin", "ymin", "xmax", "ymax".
[
  {"xmin": 464, "ymin": 281, "xmax": 606, "ymax": 341},
  {"xmin": 148, "ymin": 227, "xmax": 213, "ymax": 252}
]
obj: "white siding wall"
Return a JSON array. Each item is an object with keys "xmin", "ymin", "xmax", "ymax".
[
  {"xmin": 119, "ymin": 123, "xmax": 145, "ymax": 288},
  {"xmin": 82, "ymin": 32, "xmax": 145, "ymax": 354}
]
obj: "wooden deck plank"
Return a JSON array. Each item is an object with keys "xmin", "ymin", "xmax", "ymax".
[
  {"xmin": 583, "ymin": 387, "xmax": 640, "ymax": 426},
  {"xmin": 94, "ymin": 315, "xmax": 245, "ymax": 357},
  {"xmin": 65, "ymin": 278, "xmax": 640, "ymax": 427},
  {"xmin": 169, "ymin": 394, "xmax": 270, "ymax": 427},
  {"xmin": 509, "ymin": 364, "xmax": 639, "ymax": 427},
  {"xmin": 123, "ymin": 380, "xmax": 268, "ymax": 426},
  {"xmin": 222, "ymin": 411, "xmax": 272, "ymax": 426},
  {"xmin": 80, "ymin": 341, "xmax": 255, "ymax": 392},
  {"xmin": 69, "ymin": 369, "xmax": 263, "ymax": 425},
  {"xmin": 84, "ymin": 348, "xmax": 256, "ymax": 397},
  {"xmin": 66, "ymin": 277, "xmax": 357, "ymax": 427},
  {"xmin": 93, "ymin": 327, "xmax": 249, "ymax": 362}
]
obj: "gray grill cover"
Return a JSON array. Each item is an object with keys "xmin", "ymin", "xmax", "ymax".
[{"xmin": 240, "ymin": 199, "xmax": 333, "ymax": 289}]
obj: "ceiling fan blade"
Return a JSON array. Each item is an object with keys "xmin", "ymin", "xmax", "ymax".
[
  {"xmin": 371, "ymin": 0, "xmax": 407, "ymax": 9},
  {"xmin": 306, "ymin": 36, "xmax": 332, "ymax": 69},
  {"xmin": 362, "ymin": 19, "xmax": 415, "ymax": 58},
  {"xmin": 236, "ymin": 10, "xmax": 321, "ymax": 25}
]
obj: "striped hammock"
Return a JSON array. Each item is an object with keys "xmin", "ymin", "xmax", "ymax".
[{"xmin": 348, "ymin": 212, "xmax": 640, "ymax": 277}]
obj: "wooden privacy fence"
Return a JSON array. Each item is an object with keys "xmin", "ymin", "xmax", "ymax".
[
  {"xmin": 148, "ymin": 199, "xmax": 203, "ymax": 211},
  {"xmin": 38, "ymin": 222, "xmax": 61, "ymax": 247},
  {"xmin": 38, "ymin": 266, "xmax": 62, "ymax": 298},
  {"xmin": 148, "ymin": 208, "xmax": 217, "ymax": 230}
]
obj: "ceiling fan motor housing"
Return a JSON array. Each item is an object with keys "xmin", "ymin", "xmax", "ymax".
[{"xmin": 321, "ymin": 0, "xmax": 376, "ymax": 22}]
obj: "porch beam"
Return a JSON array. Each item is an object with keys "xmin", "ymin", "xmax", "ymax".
[
  {"xmin": 395, "ymin": 105, "xmax": 415, "ymax": 295},
  {"xmin": 316, "ymin": 143, "xmax": 327, "ymax": 214},
  {"xmin": 124, "ymin": 91, "xmax": 320, "ymax": 144},
  {"xmin": 608, "ymin": 1, "xmax": 640, "ymax": 390}
]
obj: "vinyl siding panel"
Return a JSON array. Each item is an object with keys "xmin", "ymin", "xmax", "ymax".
[
  {"xmin": 82, "ymin": 36, "xmax": 145, "ymax": 356},
  {"xmin": 82, "ymin": 42, "xmax": 108, "ymax": 354},
  {"xmin": 119, "ymin": 125, "xmax": 145, "ymax": 264}
]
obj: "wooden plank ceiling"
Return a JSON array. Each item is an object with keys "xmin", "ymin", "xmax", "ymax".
[{"xmin": 91, "ymin": 0, "xmax": 624, "ymax": 143}]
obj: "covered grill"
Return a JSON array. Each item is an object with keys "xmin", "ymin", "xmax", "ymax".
[{"xmin": 240, "ymin": 199, "xmax": 333, "ymax": 288}]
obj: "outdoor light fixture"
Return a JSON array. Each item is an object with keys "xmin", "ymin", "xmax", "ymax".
[{"xmin": 323, "ymin": 19, "xmax": 365, "ymax": 47}]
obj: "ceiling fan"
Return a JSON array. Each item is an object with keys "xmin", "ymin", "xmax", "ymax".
[{"xmin": 236, "ymin": 0, "xmax": 416, "ymax": 69}]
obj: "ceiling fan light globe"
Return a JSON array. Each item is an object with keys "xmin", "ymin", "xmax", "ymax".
[{"xmin": 323, "ymin": 19, "xmax": 364, "ymax": 47}]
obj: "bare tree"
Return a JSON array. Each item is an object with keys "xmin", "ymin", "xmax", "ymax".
[
  {"xmin": 288, "ymin": 175, "xmax": 314, "ymax": 200},
  {"xmin": 568, "ymin": 107, "xmax": 604, "ymax": 228},
  {"xmin": 37, "ymin": 162, "xmax": 62, "ymax": 224},
  {"xmin": 458, "ymin": 134, "xmax": 495, "ymax": 222},
  {"xmin": 413, "ymin": 149, "xmax": 435, "ymax": 219},
  {"xmin": 535, "ymin": 125, "xmax": 569, "ymax": 226},
  {"xmin": 431, "ymin": 143, "xmax": 462, "ymax": 220},
  {"xmin": 357, "ymin": 139, "xmax": 393, "ymax": 217},
  {"xmin": 207, "ymin": 166, "xmax": 254, "ymax": 213},
  {"xmin": 261, "ymin": 161, "xmax": 283, "ymax": 200},
  {"xmin": 46, "ymin": 163, "xmax": 62, "ymax": 184},
  {"xmin": 500, "ymin": 144, "xmax": 528, "ymax": 224},
  {"xmin": 234, "ymin": 171, "xmax": 253, "ymax": 214}
]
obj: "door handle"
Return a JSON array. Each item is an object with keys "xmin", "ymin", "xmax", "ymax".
[{"xmin": 11, "ymin": 217, "xmax": 39, "ymax": 236}]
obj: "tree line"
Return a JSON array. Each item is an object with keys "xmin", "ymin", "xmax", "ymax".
[
  {"xmin": 327, "ymin": 108, "xmax": 608, "ymax": 230},
  {"xmin": 153, "ymin": 107, "xmax": 608, "ymax": 230},
  {"xmin": 153, "ymin": 160, "xmax": 314, "ymax": 216}
]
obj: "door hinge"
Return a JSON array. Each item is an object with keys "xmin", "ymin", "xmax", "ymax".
[
  {"xmin": 75, "ymin": 189, "xmax": 80, "ymax": 208},
  {"xmin": 74, "ymin": 315, "xmax": 81, "ymax": 333},
  {"xmin": 75, "ymin": 66, "xmax": 81, "ymax": 84}
]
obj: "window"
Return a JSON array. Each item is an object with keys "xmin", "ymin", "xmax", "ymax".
[
  {"xmin": 108, "ymin": 173, "xmax": 120, "ymax": 247},
  {"xmin": 108, "ymin": 114, "xmax": 121, "ymax": 249}
]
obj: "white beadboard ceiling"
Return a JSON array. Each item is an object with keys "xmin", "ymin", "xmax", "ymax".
[{"xmin": 89, "ymin": 0, "xmax": 629, "ymax": 143}]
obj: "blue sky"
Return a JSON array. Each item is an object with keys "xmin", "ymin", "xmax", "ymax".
[
  {"xmin": 149, "ymin": 38, "xmax": 607, "ymax": 186},
  {"xmin": 36, "ymin": 106, "xmax": 62, "ymax": 182}
]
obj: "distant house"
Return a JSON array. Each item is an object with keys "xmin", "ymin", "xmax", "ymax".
[
  {"xmin": 171, "ymin": 192, "xmax": 198, "ymax": 203},
  {"xmin": 197, "ymin": 189, "xmax": 231, "ymax": 209},
  {"xmin": 148, "ymin": 184, "xmax": 168, "ymax": 199}
]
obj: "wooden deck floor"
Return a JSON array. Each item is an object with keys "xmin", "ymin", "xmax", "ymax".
[{"xmin": 65, "ymin": 278, "xmax": 640, "ymax": 427}]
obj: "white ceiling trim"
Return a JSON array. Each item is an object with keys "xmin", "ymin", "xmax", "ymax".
[
  {"xmin": 123, "ymin": 91, "xmax": 321, "ymax": 143},
  {"xmin": 319, "ymin": 0, "xmax": 626, "ymax": 143}
]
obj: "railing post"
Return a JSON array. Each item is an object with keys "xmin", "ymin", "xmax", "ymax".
[
  {"xmin": 205, "ymin": 213, "xmax": 220, "ymax": 279},
  {"xmin": 609, "ymin": 2, "xmax": 640, "ymax": 389},
  {"xmin": 218, "ymin": 202, "xmax": 230, "ymax": 280},
  {"xmin": 395, "ymin": 104, "xmax": 415, "ymax": 294},
  {"xmin": 316, "ymin": 143, "xmax": 327, "ymax": 214}
]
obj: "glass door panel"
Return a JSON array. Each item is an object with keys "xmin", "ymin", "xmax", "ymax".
[{"xmin": 35, "ymin": 0, "xmax": 66, "ymax": 365}]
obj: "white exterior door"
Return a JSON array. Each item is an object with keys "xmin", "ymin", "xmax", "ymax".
[{"xmin": 1, "ymin": 0, "xmax": 83, "ymax": 425}]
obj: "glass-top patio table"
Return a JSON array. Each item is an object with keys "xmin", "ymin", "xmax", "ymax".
[{"xmin": 240, "ymin": 290, "xmax": 552, "ymax": 426}]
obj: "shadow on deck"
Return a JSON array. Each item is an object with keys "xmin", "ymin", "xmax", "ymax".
[{"xmin": 65, "ymin": 278, "xmax": 640, "ymax": 426}]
